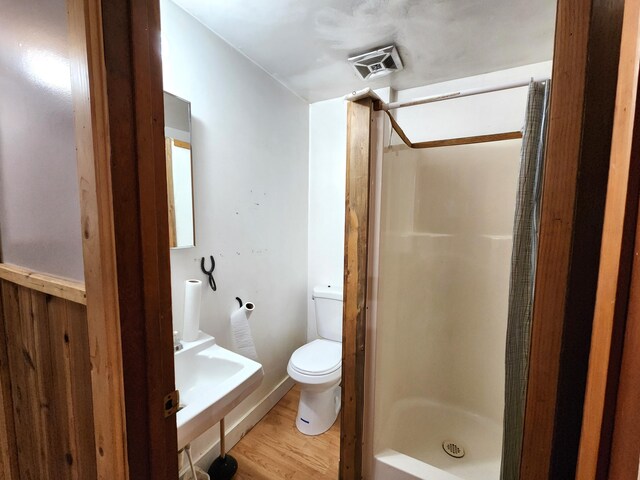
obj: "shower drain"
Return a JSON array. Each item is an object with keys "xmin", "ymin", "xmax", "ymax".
[{"xmin": 442, "ymin": 440, "xmax": 465, "ymax": 458}]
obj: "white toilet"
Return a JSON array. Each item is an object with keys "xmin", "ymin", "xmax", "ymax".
[{"xmin": 287, "ymin": 286, "xmax": 342, "ymax": 435}]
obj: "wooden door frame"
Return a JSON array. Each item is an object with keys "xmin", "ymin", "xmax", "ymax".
[
  {"xmin": 69, "ymin": 0, "xmax": 177, "ymax": 478},
  {"xmin": 603, "ymin": 185, "xmax": 640, "ymax": 480},
  {"xmin": 340, "ymin": 1, "xmax": 628, "ymax": 479},
  {"xmin": 520, "ymin": 1, "xmax": 626, "ymax": 479},
  {"xmin": 68, "ymin": 1, "xmax": 129, "ymax": 476},
  {"xmin": 576, "ymin": 0, "xmax": 640, "ymax": 477}
]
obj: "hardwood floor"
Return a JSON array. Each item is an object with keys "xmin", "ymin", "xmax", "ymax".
[{"xmin": 229, "ymin": 385, "xmax": 340, "ymax": 479}]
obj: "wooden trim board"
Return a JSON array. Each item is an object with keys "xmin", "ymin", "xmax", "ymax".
[
  {"xmin": 165, "ymin": 137, "xmax": 178, "ymax": 248},
  {"xmin": 384, "ymin": 109, "xmax": 522, "ymax": 149},
  {"xmin": 410, "ymin": 131, "xmax": 522, "ymax": 149},
  {"xmin": 100, "ymin": 0, "xmax": 179, "ymax": 477},
  {"xmin": 173, "ymin": 139, "xmax": 190, "ymax": 150},
  {"xmin": 577, "ymin": 0, "xmax": 640, "ymax": 477},
  {"xmin": 68, "ymin": 0, "xmax": 130, "ymax": 477},
  {"xmin": 521, "ymin": 0, "xmax": 625, "ymax": 478},
  {"xmin": 340, "ymin": 98, "xmax": 373, "ymax": 480},
  {"xmin": 0, "ymin": 263, "xmax": 86, "ymax": 305},
  {"xmin": 607, "ymin": 189, "xmax": 640, "ymax": 479}
]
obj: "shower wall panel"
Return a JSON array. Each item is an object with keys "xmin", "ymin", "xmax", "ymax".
[{"xmin": 372, "ymin": 140, "xmax": 521, "ymax": 477}]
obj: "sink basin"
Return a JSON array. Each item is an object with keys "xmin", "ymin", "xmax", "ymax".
[{"xmin": 175, "ymin": 332, "xmax": 263, "ymax": 449}]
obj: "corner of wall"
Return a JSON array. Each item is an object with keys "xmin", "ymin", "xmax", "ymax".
[{"xmin": 307, "ymin": 98, "xmax": 348, "ymax": 341}]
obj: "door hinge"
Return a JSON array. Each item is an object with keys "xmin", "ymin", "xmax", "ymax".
[{"xmin": 164, "ymin": 390, "xmax": 180, "ymax": 418}]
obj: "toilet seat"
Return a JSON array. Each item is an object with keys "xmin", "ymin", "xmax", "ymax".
[{"xmin": 289, "ymin": 339, "xmax": 341, "ymax": 376}]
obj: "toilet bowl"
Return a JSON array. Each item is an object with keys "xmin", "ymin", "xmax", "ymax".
[
  {"xmin": 288, "ymin": 286, "xmax": 343, "ymax": 435},
  {"xmin": 287, "ymin": 339, "xmax": 341, "ymax": 435}
]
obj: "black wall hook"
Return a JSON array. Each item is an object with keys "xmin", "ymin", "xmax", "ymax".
[
  {"xmin": 235, "ymin": 297, "xmax": 243, "ymax": 308},
  {"xmin": 200, "ymin": 256, "xmax": 217, "ymax": 291}
]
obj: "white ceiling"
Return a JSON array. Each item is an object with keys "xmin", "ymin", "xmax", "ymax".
[{"xmin": 171, "ymin": 0, "xmax": 557, "ymax": 103}]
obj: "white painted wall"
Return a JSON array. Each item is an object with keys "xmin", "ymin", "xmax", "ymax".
[
  {"xmin": 306, "ymin": 88, "xmax": 390, "ymax": 341},
  {"xmin": 0, "ymin": 0, "xmax": 83, "ymax": 280},
  {"xmin": 306, "ymin": 98, "xmax": 347, "ymax": 340},
  {"xmin": 306, "ymin": 62, "xmax": 552, "ymax": 338},
  {"xmin": 161, "ymin": 0, "xmax": 309, "ymax": 463}
]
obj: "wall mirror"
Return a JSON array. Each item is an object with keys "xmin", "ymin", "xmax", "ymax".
[{"xmin": 163, "ymin": 91, "xmax": 195, "ymax": 248}]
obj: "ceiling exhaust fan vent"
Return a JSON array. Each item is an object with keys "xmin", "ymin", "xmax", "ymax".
[{"xmin": 349, "ymin": 45, "xmax": 404, "ymax": 80}]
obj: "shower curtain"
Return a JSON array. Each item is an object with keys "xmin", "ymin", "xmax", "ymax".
[{"xmin": 500, "ymin": 80, "xmax": 551, "ymax": 480}]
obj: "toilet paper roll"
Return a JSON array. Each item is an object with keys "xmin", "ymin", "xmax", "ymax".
[
  {"xmin": 230, "ymin": 302, "xmax": 258, "ymax": 361},
  {"xmin": 182, "ymin": 279, "xmax": 202, "ymax": 342}
]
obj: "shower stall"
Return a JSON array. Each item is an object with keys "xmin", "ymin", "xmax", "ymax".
[
  {"xmin": 341, "ymin": 81, "xmax": 550, "ymax": 480},
  {"xmin": 368, "ymin": 140, "xmax": 521, "ymax": 480}
]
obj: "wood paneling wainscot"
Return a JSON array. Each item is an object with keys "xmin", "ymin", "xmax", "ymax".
[{"xmin": 0, "ymin": 264, "xmax": 96, "ymax": 479}]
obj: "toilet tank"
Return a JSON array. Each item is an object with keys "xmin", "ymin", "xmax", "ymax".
[{"xmin": 313, "ymin": 286, "xmax": 343, "ymax": 342}]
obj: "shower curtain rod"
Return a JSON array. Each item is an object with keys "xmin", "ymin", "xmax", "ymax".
[{"xmin": 345, "ymin": 77, "xmax": 550, "ymax": 111}]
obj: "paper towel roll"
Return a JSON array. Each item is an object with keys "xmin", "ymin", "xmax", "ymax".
[
  {"xmin": 230, "ymin": 302, "xmax": 258, "ymax": 361},
  {"xmin": 182, "ymin": 279, "xmax": 202, "ymax": 342}
]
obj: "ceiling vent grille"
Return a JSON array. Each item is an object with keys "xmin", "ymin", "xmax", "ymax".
[{"xmin": 348, "ymin": 45, "xmax": 404, "ymax": 80}]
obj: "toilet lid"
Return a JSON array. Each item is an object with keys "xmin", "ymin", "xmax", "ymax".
[{"xmin": 290, "ymin": 339, "xmax": 341, "ymax": 376}]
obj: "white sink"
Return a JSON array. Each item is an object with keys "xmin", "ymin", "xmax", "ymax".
[{"xmin": 175, "ymin": 332, "xmax": 263, "ymax": 449}]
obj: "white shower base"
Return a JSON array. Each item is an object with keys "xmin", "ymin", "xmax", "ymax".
[{"xmin": 372, "ymin": 398, "xmax": 502, "ymax": 480}]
